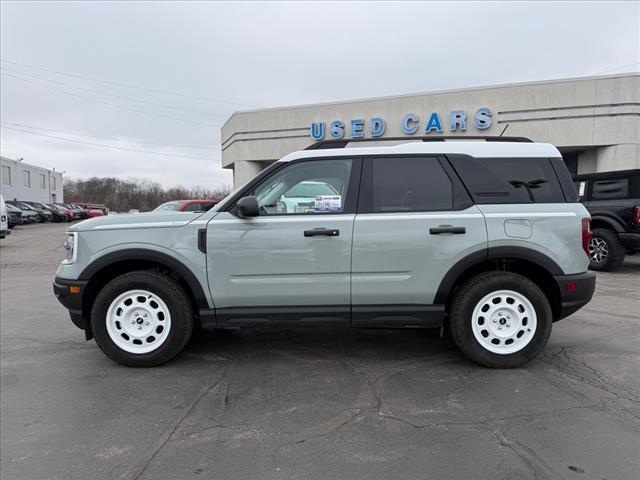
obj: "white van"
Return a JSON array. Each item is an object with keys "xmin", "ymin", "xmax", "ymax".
[{"xmin": 0, "ymin": 194, "xmax": 10, "ymax": 239}]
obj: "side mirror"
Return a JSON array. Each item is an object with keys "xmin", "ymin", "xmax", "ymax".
[{"xmin": 236, "ymin": 196, "xmax": 259, "ymax": 218}]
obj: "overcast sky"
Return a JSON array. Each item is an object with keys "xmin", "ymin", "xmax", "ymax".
[{"xmin": 1, "ymin": 1, "xmax": 638, "ymax": 188}]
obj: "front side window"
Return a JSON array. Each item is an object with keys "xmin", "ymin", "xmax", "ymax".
[
  {"xmin": 253, "ymin": 159, "xmax": 353, "ymax": 215},
  {"xmin": 368, "ymin": 156, "xmax": 453, "ymax": 212}
]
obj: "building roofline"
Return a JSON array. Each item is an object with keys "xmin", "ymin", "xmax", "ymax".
[
  {"xmin": 222, "ymin": 72, "xmax": 640, "ymax": 128},
  {"xmin": 0, "ymin": 156, "xmax": 62, "ymax": 174}
]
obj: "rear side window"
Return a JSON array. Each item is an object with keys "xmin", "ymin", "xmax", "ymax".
[
  {"xmin": 449, "ymin": 156, "xmax": 566, "ymax": 204},
  {"xmin": 590, "ymin": 178, "xmax": 628, "ymax": 200},
  {"xmin": 366, "ymin": 156, "xmax": 453, "ymax": 212}
]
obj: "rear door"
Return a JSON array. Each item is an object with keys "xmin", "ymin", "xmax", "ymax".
[{"xmin": 351, "ymin": 155, "xmax": 487, "ymax": 326}]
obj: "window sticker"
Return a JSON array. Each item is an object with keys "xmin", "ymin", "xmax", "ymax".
[
  {"xmin": 314, "ymin": 195, "xmax": 342, "ymax": 212},
  {"xmin": 578, "ymin": 181, "xmax": 586, "ymax": 197}
]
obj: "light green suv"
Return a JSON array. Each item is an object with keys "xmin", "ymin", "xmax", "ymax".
[{"xmin": 53, "ymin": 137, "xmax": 596, "ymax": 367}]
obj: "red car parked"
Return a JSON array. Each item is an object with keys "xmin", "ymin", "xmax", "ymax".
[
  {"xmin": 153, "ymin": 199, "xmax": 219, "ymax": 213},
  {"xmin": 85, "ymin": 208, "xmax": 105, "ymax": 218},
  {"xmin": 50, "ymin": 204, "xmax": 77, "ymax": 221}
]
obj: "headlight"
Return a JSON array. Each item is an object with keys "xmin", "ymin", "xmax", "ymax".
[{"xmin": 62, "ymin": 232, "xmax": 78, "ymax": 264}]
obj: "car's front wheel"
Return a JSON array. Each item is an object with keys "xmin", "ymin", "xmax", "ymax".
[
  {"xmin": 448, "ymin": 272, "xmax": 553, "ymax": 368},
  {"xmin": 91, "ymin": 270, "xmax": 194, "ymax": 367}
]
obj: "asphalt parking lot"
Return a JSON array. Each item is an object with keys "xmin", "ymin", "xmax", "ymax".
[{"xmin": 1, "ymin": 222, "xmax": 639, "ymax": 480}]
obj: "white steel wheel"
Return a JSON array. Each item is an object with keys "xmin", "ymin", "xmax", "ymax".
[
  {"xmin": 589, "ymin": 237, "xmax": 608, "ymax": 264},
  {"xmin": 471, "ymin": 289, "xmax": 537, "ymax": 355},
  {"xmin": 106, "ymin": 289, "xmax": 172, "ymax": 354}
]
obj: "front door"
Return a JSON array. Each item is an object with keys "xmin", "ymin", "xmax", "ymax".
[
  {"xmin": 351, "ymin": 155, "xmax": 487, "ymax": 326},
  {"xmin": 207, "ymin": 157, "xmax": 360, "ymax": 326}
]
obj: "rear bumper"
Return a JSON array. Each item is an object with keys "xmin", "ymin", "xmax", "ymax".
[
  {"xmin": 619, "ymin": 233, "xmax": 640, "ymax": 252},
  {"xmin": 553, "ymin": 271, "xmax": 596, "ymax": 321},
  {"xmin": 53, "ymin": 277, "xmax": 91, "ymax": 336}
]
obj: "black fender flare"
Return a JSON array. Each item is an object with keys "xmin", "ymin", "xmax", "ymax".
[
  {"xmin": 589, "ymin": 214, "xmax": 625, "ymax": 233},
  {"xmin": 79, "ymin": 248, "xmax": 210, "ymax": 309},
  {"xmin": 433, "ymin": 246, "xmax": 563, "ymax": 304}
]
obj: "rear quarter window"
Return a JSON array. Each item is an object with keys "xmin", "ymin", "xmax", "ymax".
[
  {"xmin": 590, "ymin": 178, "xmax": 629, "ymax": 200},
  {"xmin": 448, "ymin": 156, "xmax": 566, "ymax": 204}
]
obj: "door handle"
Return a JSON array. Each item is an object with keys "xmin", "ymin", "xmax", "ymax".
[
  {"xmin": 304, "ymin": 228, "xmax": 340, "ymax": 237},
  {"xmin": 429, "ymin": 225, "xmax": 466, "ymax": 235}
]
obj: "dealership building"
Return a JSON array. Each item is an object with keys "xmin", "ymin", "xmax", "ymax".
[
  {"xmin": 221, "ymin": 73, "xmax": 639, "ymax": 187},
  {"xmin": 0, "ymin": 156, "xmax": 64, "ymax": 204}
]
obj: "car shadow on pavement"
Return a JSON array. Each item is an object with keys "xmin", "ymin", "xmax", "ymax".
[
  {"xmin": 181, "ymin": 327, "xmax": 465, "ymax": 366},
  {"xmin": 617, "ymin": 260, "xmax": 640, "ymax": 272}
]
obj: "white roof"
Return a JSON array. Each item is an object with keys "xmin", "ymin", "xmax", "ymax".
[{"xmin": 279, "ymin": 141, "xmax": 561, "ymax": 163}]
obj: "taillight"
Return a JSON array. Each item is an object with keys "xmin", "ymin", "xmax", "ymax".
[
  {"xmin": 634, "ymin": 206, "xmax": 640, "ymax": 225},
  {"xmin": 582, "ymin": 218, "xmax": 592, "ymax": 255}
]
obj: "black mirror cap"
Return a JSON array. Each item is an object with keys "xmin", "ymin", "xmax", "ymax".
[{"xmin": 236, "ymin": 196, "xmax": 259, "ymax": 218}]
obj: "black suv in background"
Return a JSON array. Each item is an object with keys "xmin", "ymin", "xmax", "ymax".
[
  {"xmin": 574, "ymin": 169, "xmax": 640, "ymax": 271},
  {"xmin": 23, "ymin": 201, "xmax": 66, "ymax": 223}
]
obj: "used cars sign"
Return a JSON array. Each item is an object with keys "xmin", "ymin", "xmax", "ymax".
[{"xmin": 310, "ymin": 108, "xmax": 493, "ymax": 140}]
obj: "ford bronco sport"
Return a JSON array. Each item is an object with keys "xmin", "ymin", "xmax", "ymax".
[{"xmin": 53, "ymin": 137, "xmax": 596, "ymax": 368}]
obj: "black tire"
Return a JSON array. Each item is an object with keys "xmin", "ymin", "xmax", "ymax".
[
  {"xmin": 588, "ymin": 228, "xmax": 625, "ymax": 272},
  {"xmin": 90, "ymin": 270, "xmax": 194, "ymax": 367},
  {"xmin": 448, "ymin": 272, "xmax": 553, "ymax": 368}
]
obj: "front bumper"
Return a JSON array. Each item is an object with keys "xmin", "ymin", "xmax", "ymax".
[
  {"xmin": 53, "ymin": 277, "xmax": 91, "ymax": 337},
  {"xmin": 553, "ymin": 271, "xmax": 596, "ymax": 321},
  {"xmin": 619, "ymin": 233, "xmax": 640, "ymax": 252}
]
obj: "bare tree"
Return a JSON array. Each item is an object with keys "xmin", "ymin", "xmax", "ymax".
[{"xmin": 64, "ymin": 177, "xmax": 232, "ymax": 212}]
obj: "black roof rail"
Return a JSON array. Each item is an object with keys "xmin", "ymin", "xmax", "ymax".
[{"xmin": 305, "ymin": 136, "xmax": 534, "ymax": 150}]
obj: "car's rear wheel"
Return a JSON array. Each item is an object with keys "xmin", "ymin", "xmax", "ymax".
[
  {"xmin": 449, "ymin": 272, "xmax": 552, "ymax": 368},
  {"xmin": 588, "ymin": 228, "xmax": 625, "ymax": 271},
  {"xmin": 91, "ymin": 270, "xmax": 194, "ymax": 367}
]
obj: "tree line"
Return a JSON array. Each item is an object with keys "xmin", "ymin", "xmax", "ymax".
[{"xmin": 64, "ymin": 177, "xmax": 232, "ymax": 212}]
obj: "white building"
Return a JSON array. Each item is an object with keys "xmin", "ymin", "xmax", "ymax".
[
  {"xmin": 0, "ymin": 156, "xmax": 64, "ymax": 203},
  {"xmin": 222, "ymin": 73, "xmax": 640, "ymax": 187}
]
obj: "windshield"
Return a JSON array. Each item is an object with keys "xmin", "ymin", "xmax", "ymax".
[{"xmin": 153, "ymin": 201, "xmax": 181, "ymax": 212}]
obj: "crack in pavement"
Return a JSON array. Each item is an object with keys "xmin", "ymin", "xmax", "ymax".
[
  {"xmin": 119, "ymin": 343, "xmax": 241, "ymax": 480},
  {"xmin": 491, "ymin": 423, "xmax": 558, "ymax": 480},
  {"xmin": 541, "ymin": 347, "xmax": 639, "ymax": 403},
  {"xmin": 268, "ymin": 329, "xmax": 602, "ymax": 480}
]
